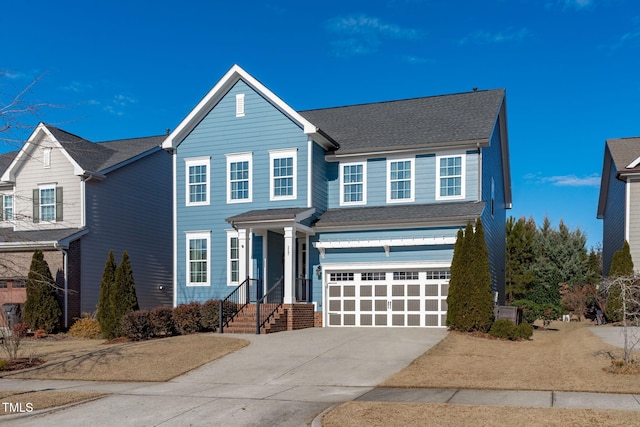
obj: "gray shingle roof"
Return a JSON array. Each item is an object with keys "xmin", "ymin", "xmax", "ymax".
[
  {"xmin": 45, "ymin": 125, "xmax": 165, "ymax": 173},
  {"xmin": 606, "ymin": 137, "xmax": 640, "ymax": 173},
  {"xmin": 313, "ymin": 202, "xmax": 485, "ymax": 229},
  {"xmin": 300, "ymin": 89, "xmax": 504, "ymax": 155},
  {"xmin": 0, "ymin": 227, "xmax": 85, "ymax": 245},
  {"xmin": 226, "ymin": 207, "xmax": 314, "ymax": 224}
]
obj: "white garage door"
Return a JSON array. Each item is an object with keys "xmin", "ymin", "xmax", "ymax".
[{"xmin": 326, "ymin": 270, "xmax": 449, "ymax": 327}]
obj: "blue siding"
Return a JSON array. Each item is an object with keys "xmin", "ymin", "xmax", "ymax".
[
  {"xmin": 602, "ymin": 154, "xmax": 625, "ymax": 275},
  {"xmin": 481, "ymin": 114, "xmax": 508, "ymax": 304},
  {"xmin": 327, "ymin": 152, "xmax": 479, "ymax": 209},
  {"xmin": 312, "ymin": 142, "xmax": 329, "ymax": 211},
  {"xmin": 175, "ymin": 79, "xmax": 311, "ymax": 304}
]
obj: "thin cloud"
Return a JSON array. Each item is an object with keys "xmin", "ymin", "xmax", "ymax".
[
  {"xmin": 104, "ymin": 94, "xmax": 137, "ymax": 116},
  {"xmin": 526, "ymin": 173, "xmax": 600, "ymax": 187},
  {"xmin": 325, "ymin": 14, "xmax": 422, "ymax": 57},
  {"xmin": 460, "ymin": 28, "xmax": 530, "ymax": 45},
  {"xmin": 546, "ymin": 0, "xmax": 595, "ymax": 10},
  {"xmin": 61, "ymin": 81, "xmax": 93, "ymax": 93}
]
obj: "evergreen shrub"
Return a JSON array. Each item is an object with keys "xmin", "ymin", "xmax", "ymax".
[
  {"xmin": 120, "ymin": 310, "xmax": 152, "ymax": 340},
  {"xmin": 489, "ymin": 319, "xmax": 516, "ymax": 339},
  {"xmin": 200, "ymin": 300, "xmax": 219, "ymax": 332},
  {"xmin": 68, "ymin": 315, "xmax": 102, "ymax": 339},
  {"xmin": 149, "ymin": 306, "xmax": 175, "ymax": 337},
  {"xmin": 514, "ymin": 322, "xmax": 534, "ymax": 340}
]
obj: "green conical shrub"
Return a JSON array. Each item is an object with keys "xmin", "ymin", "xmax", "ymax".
[{"xmin": 23, "ymin": 250, "xmax": 61, "ymax": 333}]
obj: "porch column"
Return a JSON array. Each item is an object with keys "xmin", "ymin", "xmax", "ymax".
[
  {"xmin": 283, "ymin": 226, "xmax": 295, "ymax": 304},
  {"xmin": 238, "ymin": 228, "xmax": 250, "ymax": 281}
]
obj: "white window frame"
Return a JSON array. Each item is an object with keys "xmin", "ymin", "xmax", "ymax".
[
  {"xmin": 436, "ymin": 152, "xmax": 466, "ymax": 201},
  {"xmin": 39, "ymin": 184, "xmax": 56, "ymax": 223},
  {"xmin": 185, "ymin": 157, "xmax": 210, "ymax": 206},
  {"xmin": 269, "ymin": 148, "xmax": 297, "ymax": 201},
  {"xmin": 236, "ymin": 94, "xmax": 245, "ymax": 117},
  {"xmin": 43, "ymin": 147, "xmax": 51, "ymax": 169},
  {"xmin": 2, "ymin": 194, "xmax": 13, "ymax": 221},
  {"xmin": 186, "ymin": 231, "xmax": 211, "ymax": 287},
  {"xmin": 226, "ymin": 152, "xmax": 253, "ymax": 203},
  {"xmin": 386, "ymin": 157, "xmax": 415, "ymax": 203},
  {"xmin": 226, "ymin": 230, "xmax": 240, "ymax": 285},
  {"xmin": 340, "ymin": 161, "xmax": 367, "ymax": 206}
]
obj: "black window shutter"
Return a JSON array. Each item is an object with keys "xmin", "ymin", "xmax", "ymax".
[
  {"xmin": 56, "ymin": 187, "xmax": 63, "ymax": 221},
  {"xmin": 32, "ymin": 189, "xmax": 39, "ymax": 223}
]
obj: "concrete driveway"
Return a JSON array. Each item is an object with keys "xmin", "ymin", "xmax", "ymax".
[{"xmin": 1, "ymin": 327, "xmax": 447, "ymax": 426}]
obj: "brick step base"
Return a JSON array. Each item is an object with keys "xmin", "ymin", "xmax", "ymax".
[{"xmin": 223, "ymin": 303, "xmax": 316, "ymax": 334}]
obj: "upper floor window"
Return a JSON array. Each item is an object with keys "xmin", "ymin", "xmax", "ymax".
[
  {"xmin": 185, "ymin": 157, "xmax": 210, "ymax": 206},
  {"xmin": 236, "ymin": 94, "xmax": 245, "ymax": 117},
  {"xmin": 387, "ymin": 158, "xmax": 414, "ymax": 203},
  {"xmin": 33, "ymin": 185, "xmax": 62, "ymax": 223},
  {"xmin": 270, "ymin": 149, "xmax": 297, "ymax": 201},
  {"xmin": 436, "ymin": 153, "xmax": 465, "ymax": 200},
  {"xmin": 2, "ymin": 194, "xmax": 13, "ymax": 221},
  {"xmin": 227, "ymin": 153, "xmax": 252, "ymax": 203},
  {"xmin": 43, "ymin": 148, "xmax": 51, "ymax": 168},
  {"xmin": 340, "ymin": 162, "xmax": 366, "ymax": 205},
  {"xmin": 186, "ymin": 231, "xmax": 210, "ymax": 286}
]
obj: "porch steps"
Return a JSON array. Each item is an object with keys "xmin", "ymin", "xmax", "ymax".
[{"xmin": 223, "ymin": 304, "xmax": 287, "ymax": 334}]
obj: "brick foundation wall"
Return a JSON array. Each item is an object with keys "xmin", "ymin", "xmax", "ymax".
[
  {"xmin": 314, "ymin": 311, "xmax": 323, "ymax": 327},
  {"xmin": 282, "ymin": 304, "xmax": 315, "ymax": 331}
]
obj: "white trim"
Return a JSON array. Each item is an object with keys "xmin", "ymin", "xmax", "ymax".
[
  {"xmin": 235, "ymin": 93, "xmax": 245, "ymax": 117},
  {"xmin": 307, "ymin": 137, "xmax": 313, "ymax": 208},
  {"xmin": 269, "ymin": 148, "xmax": 297, "ymax": 201},
  {"xmin": 172, "ymin": 153, "xmax": 178, "ymax": 307},
  {"xmin": 314, "ymin": 237, "xmax": 455, "ymax": 258},
  {"xmin": 386, "ymin": 157, "xmax": 415, "ymax": 203},
  {"xmin": 185, "ymin": 231, "xmax": 211, "ymax": 287},
  {"xmin": 185, "ymin": 157, "xmax": 210, "ymax": 206},
  {"xmin": 436, "ymin": 152, "xmax": 466, "ymax": 201},
  {"xmin": 38, "ymin": 184, "xmax": 57, "ymax": 223},
  {"xmin": 340, "ymin": 161, "xmax": 367, "ymax": 206},
  {"xmin": 627, "ymin": 156, "xmax": 640, "ymax": 169},
  {"xmin": 226, "ymin": 229, "xmax": 240, "ymax": 285},
  {"xmin": 43, "ymin": 147, "xmax": 51, "ymax": 168},
  {"xmin": 626, "ymin": 177, "xmax": 631, "ymax": 242},
  {"xmin": 1, "ymin": 192, "xmax": 14, "ymax": 222},
  {"xmin": 226, "ymin": 152, "xmax": 253, "ymax": 203}
]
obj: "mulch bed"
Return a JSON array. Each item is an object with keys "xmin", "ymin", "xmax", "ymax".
[{"xmin": 1, "ymin": 358, "xmax": 45, "ymax": 371}]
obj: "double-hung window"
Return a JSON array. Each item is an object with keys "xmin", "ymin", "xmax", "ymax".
[
  {"xmin": 270, "ymin": 149, "xmax": 297, "ymax": 201},
  {"xmin": 32, "ymin": 185, "xmax": 62, "ymax": 223},
  {"xmin": 186, "ymin": 232, "xmax": 210, "ymax": 286},
  {"xmin": 436, "ymin": 153, "xmax": 465, "ymax": 200},
  {"xmin": 340, "ymin": 162, "xmax": 366, "ymax": 205},
  {"xmin": 185, "ymin": 157, "xmax": 210, "ymax": 206},
  {"xmin": 226, "ymin": 153, "xmax": 252, "ymax": 203},
  {"xmin": 2, "ymin": 194, "xmax": 13, "ymax": 221},
  {"xmin": 387, "ymin": 158, "xmax": 414, "ymax": 203}
]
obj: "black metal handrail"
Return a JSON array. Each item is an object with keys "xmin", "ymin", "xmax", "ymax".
[
  {"xmin": 219, "ymin": 277, "xmax": 261, "ymax": 333},
  {"xmin": 256, "ymin": 277, "xmax": 284, "ymax": 334}
]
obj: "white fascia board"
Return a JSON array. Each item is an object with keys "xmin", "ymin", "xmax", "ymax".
[
  {"xmin": 314, "ymin": 236, "xmax": 456, "ymax": 249},
  {"xmin": 627, "ymin": 156, "xmax": 640, "ymax": 169},
  {"xmin": 321, "ymin": 260, "xmax": 451, "ymax": 271},
  {"xmin": 0, "ymin": 241, "xmax": 60, "ymax": 251},
  {"xmin": 324, "ymin": 140, "xmax": 486, "ymax": 162},
  {"xmin": 162, "ymin": 64, "xmax": 334, "ymax": 150}
]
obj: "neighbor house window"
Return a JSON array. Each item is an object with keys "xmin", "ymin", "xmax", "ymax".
[
  {"xmin": 387, "ymin": 158, "xmax": 414, "ymax": 203},
  {"xmin": 270, "ymin": 149, "xmax": 297, "ymax": 201},
  {"xmin": 226, "ymin": 153, "xmax": 252, "ymax": 203},
  {"xmin": 185, "ymin": 157, "xmax": 210, "ymax": 206},
  {"xmin": 186, "ymin": 232, "xmax": 210, "ymax": 286},
  {"xmin": 2, "ymin": 194, "xmax": 13, "ymax": 221},
  {"xmin": 227, "ymin": 230, "xmax": 240, "ymax": 285},
  {"xmin": 43, "ymin": 148, "xmax": 51, "ymax": 168},
  {"xmin": 436, "ymin": 153, "xmax": 465, "ymax": 200},
  {"xmin": 33, "ymin": 185, "xmax": 62, "ymax": 223},
  {"xmin": 340, "ymin": 162, "xmax": 366, "ymax": 205}
]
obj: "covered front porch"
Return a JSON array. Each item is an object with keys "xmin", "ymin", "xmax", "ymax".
[{"xmin": 222, "ymin": 208, "xmax": 317, "ymax": 333}]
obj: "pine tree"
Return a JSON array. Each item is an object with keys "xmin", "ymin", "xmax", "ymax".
[
  {"xmin": 606, "ymin": 241, "xmax": 633, "ymax": 322},
  {"xmin": 446, "ymin": 227, "xmax": 465, "ymax": 328},
  {"xmin": 466, "ymin": 218, "xmax": 494, "ymax": 332},
  {"xmin": 111, "ymin": 251, "xmax": 139, "ymax": 335},
  {"xmin": 505, "ymin": 216, "xmax": 537, "ymax": 302},
  {"xmin": 22, "ymin": 250, "xmax": 61, "ymax": 333},
  {"xmin": 97, "ymin": 251, "xmax": 117, "ymax": 339}
]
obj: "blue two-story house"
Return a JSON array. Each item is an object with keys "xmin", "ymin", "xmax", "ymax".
[{"xmin": 162, "ymin": 65, "xmax": 512, "ymax": 329}]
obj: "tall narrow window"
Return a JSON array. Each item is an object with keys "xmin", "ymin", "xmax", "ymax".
[
  {"xmin": 226, "ymin": 153, "xmax": 252, "ymax": 203},
  {"xmin": 436, "ymin": 153, "xmax": 465, "ymax": 200},
  {"xmin": 2, "ymin": 195, "xmax": 13, "ymax": 221},
  {"xmin": 227, "ymin": 231, "xmax": 240, "ymax": 285},
  {"xmin": 186, "ymin": 232, "xmax": 210, "ymax": 286},
  {"xmin": 387, "ymin": 158, "xmax": 414, "ymax": 203},
  {"xmin": 185, "ymin": 157, "xmax": 210, "ymax": 206},
  {"xmin": 236, "ymin": 94, "xmax": 245, "ymax": 117},
  {"xmin": 340, "ymin": 162, "xmax": 366, "ymax": 205},
  {"xmin": 43, "ymin": 148, "xmax": 51, "ymax": 168},
  {"xmin": 270, "ymin": 149, "xmax": 297, "ymax": 201}
]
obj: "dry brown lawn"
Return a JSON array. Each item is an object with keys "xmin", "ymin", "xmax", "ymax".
[
  {"xmin": 0, "ymin": 333, "xmax": 248, "ymax": 415},
  {"xmin": 324, "ymin": 321, "xmax": 640, "ymax": 426}
]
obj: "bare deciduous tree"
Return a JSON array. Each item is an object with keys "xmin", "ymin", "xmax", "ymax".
[{"xmin": 602, "ymin": 273, "xmax": 640, "ymax": 364}]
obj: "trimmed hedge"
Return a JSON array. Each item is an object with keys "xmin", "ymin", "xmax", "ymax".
[
  {"xmin": 172, "ymin": 302, "xmax": 202, "ymax": 335},
  {"xmin": 488, "ymin": 319, "xmax": 533, "ymax": 341},
  {"xmin": 120, "ymin": 310, "xmax": 152, "ymax": 340},
  {"xmin": 149, "ymin": 306, "xmax": 175, "ymax": 337},
  {"xmin": 68, "ymin": 316, "xmax": 102, "ymax": 339}
]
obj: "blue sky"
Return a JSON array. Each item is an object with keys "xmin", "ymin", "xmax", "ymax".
[{"xmin": 3, "ymin": 0, "xmax": 639, "ymax": 249}]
